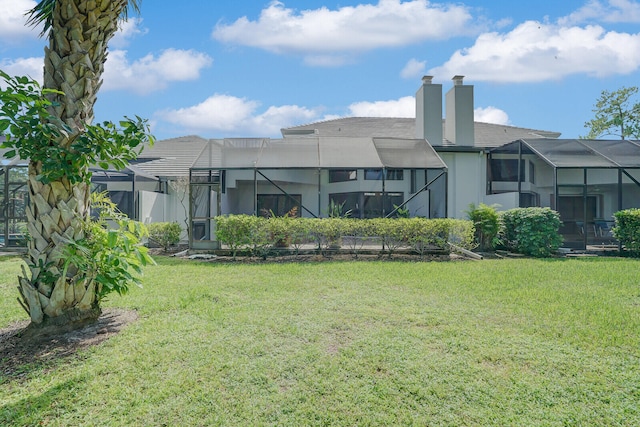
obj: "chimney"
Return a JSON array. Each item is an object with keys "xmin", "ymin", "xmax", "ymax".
[
  {"xmin": 415, "ymin": 75, "xmax": 443, "ymax": 145},
  {"xmin": 445, "ymin": 75, "xmax": 474, "ymax": 146}
]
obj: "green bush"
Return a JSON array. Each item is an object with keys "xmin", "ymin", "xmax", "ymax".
[
  {"xmin": 214, "ymin": 215, "xmax": 475, "ymax": 258},
  {"xmin": 313, "ymin": 218, "xmax": 348, "ymax": 251},
  {"xmin": 405, "ymin": 218, "xmax": 475, "ymax": 256},
  {"xmin": 63, "ymin": 192, "xmax": 155, "ymax": 299},
  {"xmin": 370, "ymin": 218, "xmax": 410, "ymax": 257},
  {"xmin": 147, "ymin": 222, "xmax": 182, "ymax": 250},
  {"xmin": 343, "ymin": 219, "xmax": 378, "ymax": 257},
  {"xmin": 215, "ymin": 215, "xmax": 255, "ymax": 259},
  {"xmin": 613, "ymin": 208, "xmax": 640, "ymax": 255},
  {"xmin": 500, "ymin": 207, "xmax": 563, "ymax": 257},
  {"xmin": 465, "ymin": 203, "xmax": 501, "ymax": 251}
]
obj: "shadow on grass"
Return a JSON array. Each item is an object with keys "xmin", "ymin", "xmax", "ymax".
[
  {"xmin": 0, "ymin": 377, "xmax": 89, "ymax": 425},
  {"xmin": 0, "ymin": 308, "xmax": 137, "ymax": 384}
]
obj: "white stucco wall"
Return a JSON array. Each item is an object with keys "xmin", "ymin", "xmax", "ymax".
[{"xmin": 439, "ymin": 151, "xmax": 484, "ymax": 218}]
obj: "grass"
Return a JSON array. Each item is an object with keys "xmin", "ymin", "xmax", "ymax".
[{"xmin": 1, "ymin": 255, "xmax": 639, "ymax": 426}]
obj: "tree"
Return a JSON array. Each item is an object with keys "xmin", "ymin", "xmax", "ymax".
[
  {"xmin": 0, "ymin": 0, "xmax": 152, "ymax": 329},
  {"xmin": 584, "ymin": 86, "xmax": 640, "ymax": 140}
]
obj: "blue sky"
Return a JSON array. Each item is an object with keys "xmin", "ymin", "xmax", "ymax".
[{"xmin": 1, "ymin": 0, "xmax": 640, "ymax": 141}]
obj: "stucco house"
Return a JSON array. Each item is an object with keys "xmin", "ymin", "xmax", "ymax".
[{"xmin": 3, "ymin": 77, "xmax": 640, "ymax": 250}]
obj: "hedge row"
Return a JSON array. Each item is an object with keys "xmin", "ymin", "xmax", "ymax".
[
  {"xmin": 613, "ymin": 208, "xmax": 640, "ymax": 254},
  {"xmin": 214, "ymin": 215, "xmax": 475, "ymax": 259}
]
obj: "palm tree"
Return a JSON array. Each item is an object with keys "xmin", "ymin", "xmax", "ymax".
[{"xmin": 17, "ymin": 0, "xmax": 142, "ymax": 327}]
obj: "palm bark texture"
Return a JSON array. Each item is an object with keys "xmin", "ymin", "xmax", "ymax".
[{"xmin": 19, "ymin": 0, "xmax": 132, "ymax": 326}]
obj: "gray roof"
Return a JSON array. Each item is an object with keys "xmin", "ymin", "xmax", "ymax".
[
  {"xmin": 282, "ymin": 117, "xmax": 561, "ymax": 149},
  {"xmin": 134, "ymin": 135, "xmax": 209, "ymax": 177}
]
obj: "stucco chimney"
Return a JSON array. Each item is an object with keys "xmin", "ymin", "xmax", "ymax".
[
  {"xmin": 445, "ymin": 75, "xmax": 474, "ymax": 146},
  {"xmin": 415, "ymin": 76, "xmax": 443, "ymax": 145}
]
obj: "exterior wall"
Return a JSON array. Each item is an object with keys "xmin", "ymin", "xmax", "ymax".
[
  {"xmin": 484, "ymin": 192, "xmax": 518, "ymax": 210},
  {"xmin": 139, "ymin": 191, "xmax": 167, "ymax": 224},
  {"xmin": 139, "ymin": 189, "xmax": 189, "ymax": 242},
  {"xmin": 439, "ymin": 151, "xmax": 484, "ymax": 218}
]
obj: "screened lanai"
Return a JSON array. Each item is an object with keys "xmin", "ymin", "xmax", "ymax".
[
  {"xmin": 0, "ymin": 144, "xmax": 162, "ymax": 250},
  {"xmin": 488, "ymin": 138, "xmax": 640, "ymax": 249},
  {"xmin": 189, "ymin": 137, "xmax": 448, "ymax": 249},
  {"xmin": 0, "ymin": 156, "xmax": 28, "ymax": 250}
]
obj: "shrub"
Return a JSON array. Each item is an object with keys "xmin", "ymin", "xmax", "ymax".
[
  {"xmin": 465, "ymin": 203, "xmax": 501, "ymax": 251},
  {"xmin": 500, "ymin": 207, "xmax": 563, "ymax": 257},
  {"xmin": 613, "ymin": 208, "xmax": 640, "ymax": 255},
  {"xmin": 405, "ymin": 218, "xmax": 475, "ymax": 255},
  {"xmin": 370, "ymin": 218, "xmax": 410, "ymax": 257},
  {"xmin": 147, "ymin": 222, "xmax": 182, "ymax": 250},
  {"xmin": 63, "ymin": 192, "xmax": 154, "ymax": 299},
  {"xmin": 215, "ymin": 215, "xmax": 255, "ymax": 259},
  {"xmin": 289, "ymin": 218, "xmax": 314, "ymax": 255},
  {"xmin": 313, "ymin": 218, "xmax": 348, "ymax": 252},
  {"xmin": 214, "ymin": 215, "xmax": 475, "ymax": 258},
  {"xmin": 343, "ymin": 219, "xmax": 378, "ymax": 257}
]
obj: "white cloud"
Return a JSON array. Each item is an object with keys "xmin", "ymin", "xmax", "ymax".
[
  {"xmin": 157, "ymin": 94, "xmax": 322, "ymax": 136},
  {"xmin": 429, "ymin": 21, "xmax": 640, "ymax": 82},
  {"xmin": 303, "ymin": 54, "xmax": 353, "ymax": 67},
  {"xmin": 400, "ymin": 58, "xmax": 426, "ymax": 79},
  {"xmin": 0, "ymin": 57, "xmax": 43, "ymax": 83},
  {"xmin": 213, "ymin": 0, "xmax": 475, "ymax": 64},
  {"xmin": 474, "ymin": 106, "xmax": 510, "ymax": 125},
  {"xmin": 102, "ymin": 49, "xmax": 212, "ymax": 94},
  {"xmin": 559, "ymin": 0, "xmax": 640, "ymax": 25},
  {"xmin": 0, "ymin": 0, "xmax": 38, "ymax": 42},
  {"xmin": 348, "ymin": 96, "xmax": 415, "ymax": 117},
  {"xmin": 111, "ymin": 18, "xmax": 148, "ymax": 48}
]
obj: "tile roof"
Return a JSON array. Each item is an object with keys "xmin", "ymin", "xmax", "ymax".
[
  {"xmin": 133, "ymin": 135, "xmax": 209, "ymax": 177},
  {"xmin": 282, "ymin": 117, "xmax": 561, "ymax": 149}
]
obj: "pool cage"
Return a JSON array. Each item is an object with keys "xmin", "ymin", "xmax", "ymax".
[
  {"xmin": 488, "ymin": 138, "xmax": 640, "ymax": 249},
  {"xmin": 188, "ymin": 137, "xmax": 448, "ymax": 250},
  {"xmin": 0, "ymin": 153, "xmax": 160, "ymax": 251}
]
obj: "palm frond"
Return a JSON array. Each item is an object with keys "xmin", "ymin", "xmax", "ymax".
[
  {"xmin": 26, "ymin": 0, "xmax": 55, "ymax": 36},
  {"xmin": 26, "ymin": 0, "xmax": 142, "ymax": 38}
]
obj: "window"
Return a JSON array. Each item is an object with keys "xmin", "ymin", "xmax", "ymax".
[
  {"xmin": 364, "ymin": 169, "xmax": 404, "ymax": 180},
  {"xmin": 490, "ymin": 158, "xmax": 525, "ymax": 182},
  {"xmin": 329, "ymin": 192, "xmax": 403, "ymax": 218},
  {"xmin": 258, "ymin": 194, "xmax": 301, "ymax": 217},
  {"xmin": 329, "ymin": 169, "xmax": 357, "ymax": 183},
  {"xmin": 529, "ymin": 161, "xmax": 535, "ymax": 184}
]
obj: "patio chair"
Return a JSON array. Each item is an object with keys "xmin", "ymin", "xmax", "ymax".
[
  {"xmin": 575, "ymin": 221, "xmax": 597, "ymax": 236},
  {"xmin": 594, "ymin": 220, "xmax": 612, "ymax": 237}
]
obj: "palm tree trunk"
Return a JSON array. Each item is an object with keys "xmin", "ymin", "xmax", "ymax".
[{"xmin": 18, "ymin": 0, "xmax": 128, "ymax": 326}]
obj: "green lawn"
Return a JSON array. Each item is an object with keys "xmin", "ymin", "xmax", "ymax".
[{"xmin": 1, "ymin": 256, "xmax": 639, "ymax": 426}]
